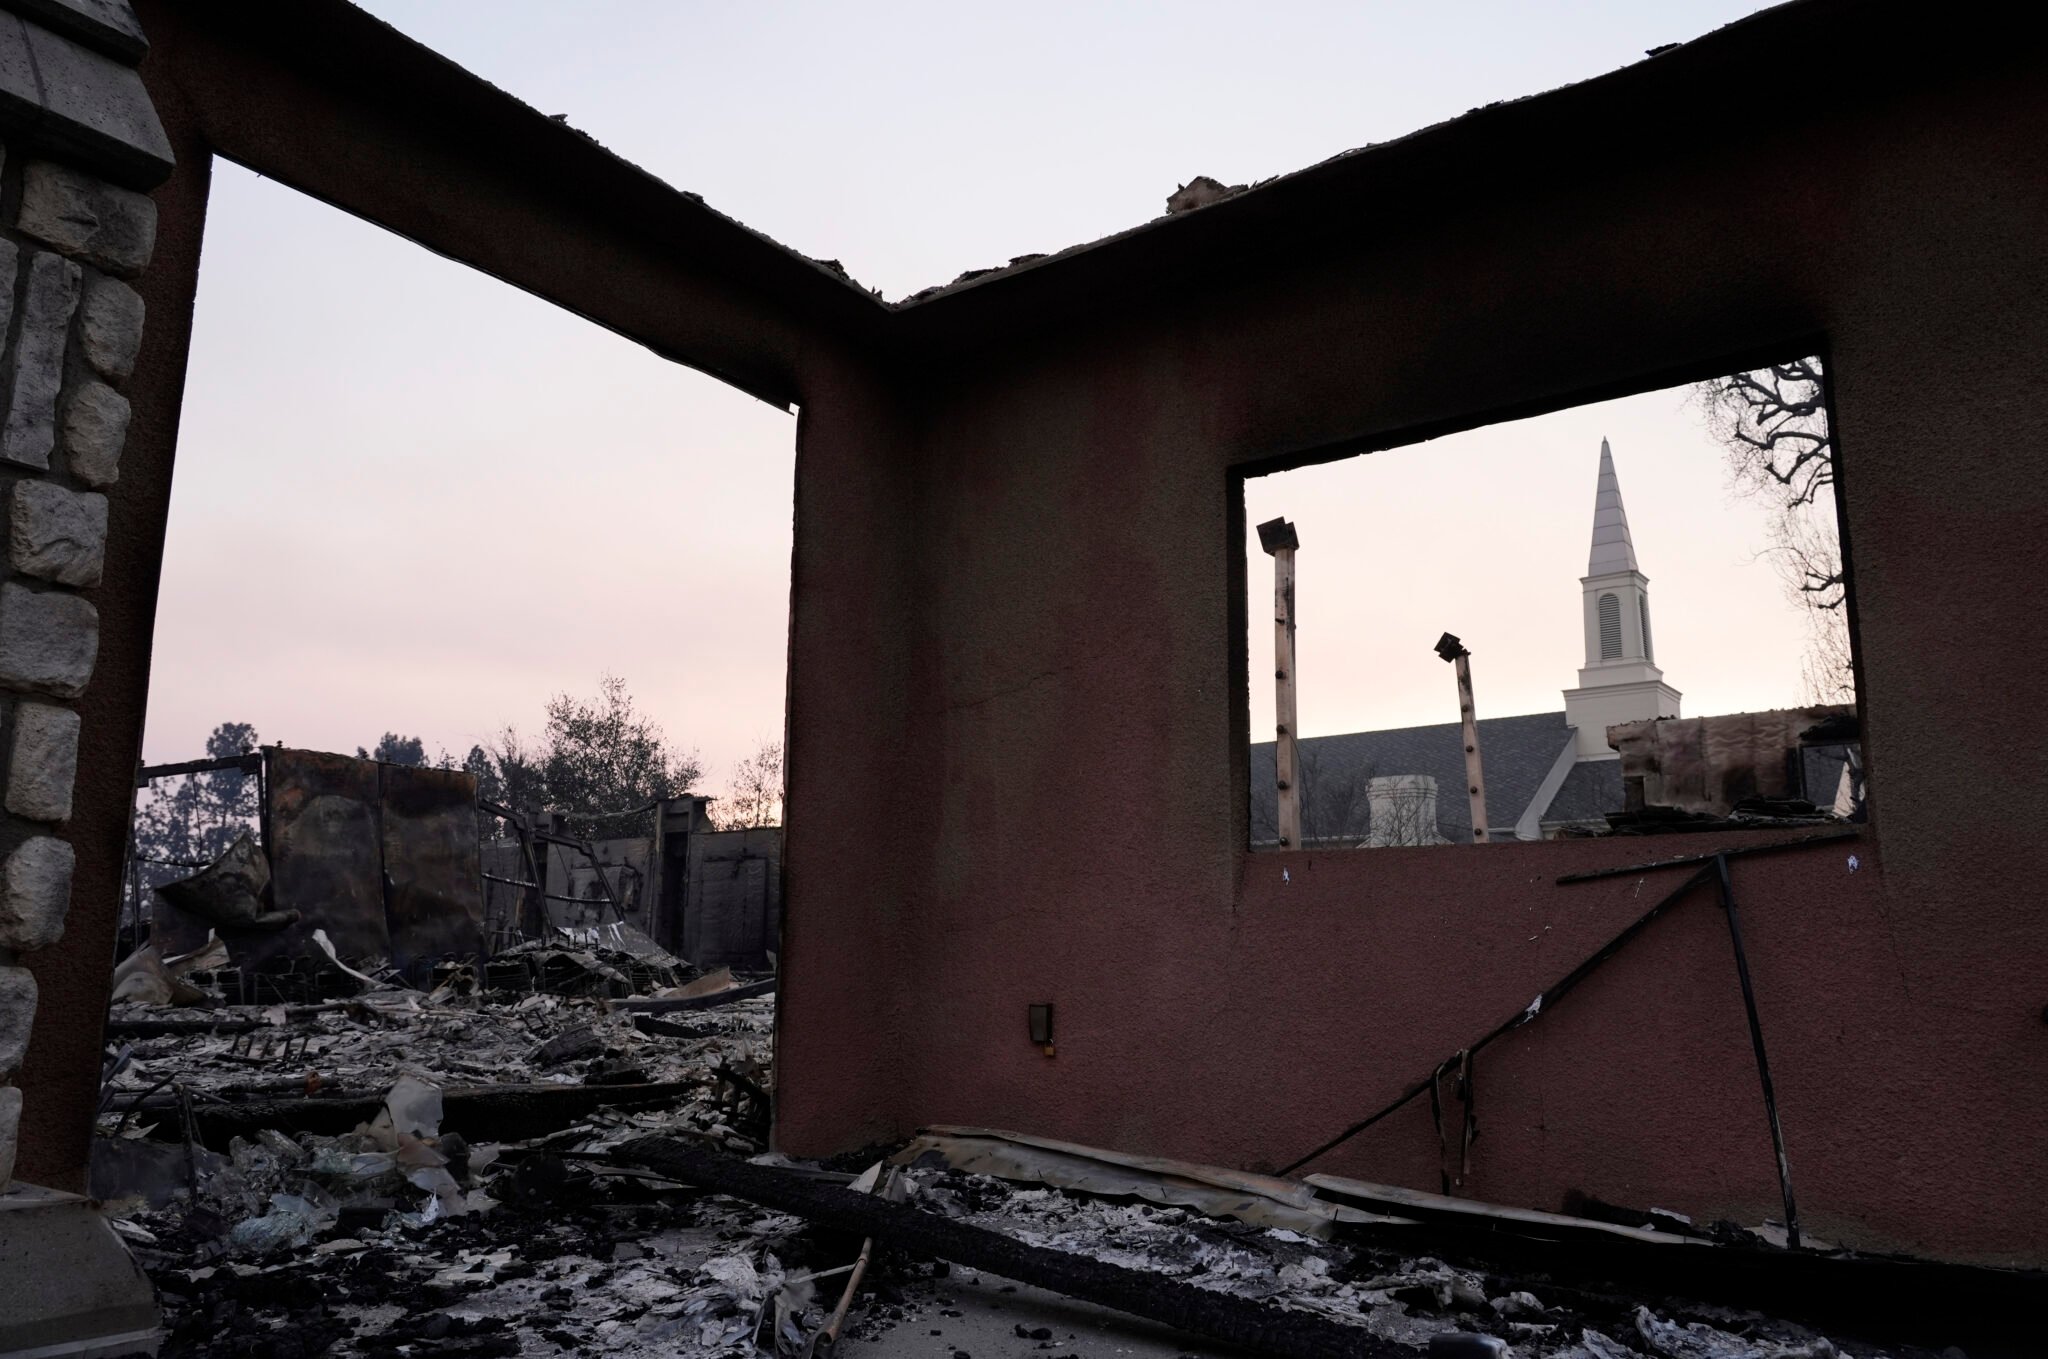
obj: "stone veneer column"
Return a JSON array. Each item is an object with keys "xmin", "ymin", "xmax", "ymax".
[{"xmin": 0, "ymin": 0, "xmax": 169, "ymax": 1204}]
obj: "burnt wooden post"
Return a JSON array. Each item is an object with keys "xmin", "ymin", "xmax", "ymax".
[
  {"xmin": 1435, "ymin": 633, "xmax": 1490, "ymax": 844},
  {"xmin": 527, "ymin": 809, "xmax": 565, "ymax": 935},
  {"xmin": 1258, "ymin": 518, "xmax": 1302, "ymax": 849},
  {"xmin": 650, "ymin": 796, "xmax": 696, "ymax": 953}
]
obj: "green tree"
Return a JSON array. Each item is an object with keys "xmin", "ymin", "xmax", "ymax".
[{"xmin": 536, "ymin": 675, "xmax": 700, "ymax": 837}]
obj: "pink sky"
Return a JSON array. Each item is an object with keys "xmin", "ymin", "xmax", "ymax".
[{"xmin": 142, "ymin": 0, "xmax": 1793, "ymax": 797}]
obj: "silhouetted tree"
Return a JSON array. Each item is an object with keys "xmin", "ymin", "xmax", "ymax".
[
  {"xmin": 130, "ymin": 721, "xmax": 263, "ymax": 898},
  {"xmin": 481, "ymin": 725, "xmax": 546, "ymax": 813},
  {"xmin": 535, "ymin": 675, "xmax": 700, "ymax": 838},
  {"xmin": 461, "ymin": 744, "xmax": 502, "ymax": 803},
  {"xmin": 1695, "ymin": 357, "xmax": 1851, "ymax": 701},
  {"xmin": 713, "ymin": 739, "xmax": 784, "ymax": 829},
  {"xmin": 357, "ymin": 732, "xmax": 428, "ymax": 766},
  {"xmin": 1250, "ymin": 746, "xmax": 1369, "ymax": 846}
]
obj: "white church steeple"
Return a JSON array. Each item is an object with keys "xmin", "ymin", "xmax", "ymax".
[
  {"xmin": 1562, "ymin": 439, "xmax": 1682, "ymax": 757},
  {"xmin": 1588, "ymin": 438, "xmax": 1639, "ymax": 576}
]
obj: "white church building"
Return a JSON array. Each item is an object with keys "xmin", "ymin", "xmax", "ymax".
[{"xmin": 1248, "ymin": 439, "xmax": 1836, "ymax": 845}]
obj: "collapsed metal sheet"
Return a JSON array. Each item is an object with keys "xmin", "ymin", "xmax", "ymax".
[
  {"xmin": 154, "ymin": 832, "xmax": 288, "ymax": 932},
  {"xmin": 379, "ymin": 763, "xmax": 484, "ymax": 982},
  {"xmin": 1304, "ymin": 1171, "xmax": 1696, "ymax": 1247},
  {"xmin": 892, "ymin": 1126, "xmax": 1402, "ymax": 1237},
  {"xmin": 265, "ymin": 747, "xmax": 390, "ymax": 967}
]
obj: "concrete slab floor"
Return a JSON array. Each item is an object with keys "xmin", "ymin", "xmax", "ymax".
[{"xmin": 843, "ymin": 1268, "xmax": 1231, "ymax": 1359}]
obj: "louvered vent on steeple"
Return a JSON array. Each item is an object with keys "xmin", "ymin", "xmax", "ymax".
[{"xmin": 1599, "ymin": 593, "xmax": 1622, "ymax": 659}]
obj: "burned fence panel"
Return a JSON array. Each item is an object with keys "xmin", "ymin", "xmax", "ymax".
[
  {"xmin": 148, "ymin": 748, "xmax": 487, "ymax": 987},
  {"xmin": 264, "ymin": 747, "xmax": 391, "ymax": 967},
  {"xmin": 683, "ymin": 826, "xmax": 779, "ymax": 970},
  {"xmin": 379, "ymin": 762, "xmax": 485, "ymax": 982}
]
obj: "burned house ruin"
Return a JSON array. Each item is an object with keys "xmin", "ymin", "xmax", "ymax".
[{"xmin": 2, "ymin": 0, "xmax": 2047, "ymax": 1353}]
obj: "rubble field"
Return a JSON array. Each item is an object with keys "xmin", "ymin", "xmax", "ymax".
[{"xmin": 91, "ymin": 960, "xmax": 1968, "ymax": 1359}]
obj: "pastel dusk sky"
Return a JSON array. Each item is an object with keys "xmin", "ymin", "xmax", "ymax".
[{"xmin": 145, "ymin": 0, "xmax": 1814, "ymax": 795}]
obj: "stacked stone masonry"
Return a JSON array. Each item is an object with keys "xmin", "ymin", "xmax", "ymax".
[{"xmin": 0, "ymin": 128, "xmax": 154, "ymax": 1185}]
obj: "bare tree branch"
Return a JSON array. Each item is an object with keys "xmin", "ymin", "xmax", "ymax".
[{"xmin": 1694, "ymin": 357, "xmax": 1851, "ymax": 702}]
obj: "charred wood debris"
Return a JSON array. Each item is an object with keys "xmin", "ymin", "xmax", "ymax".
[{"xmin": 86, "ymin": 919, "xmax": 2024, "ymax": 1359}]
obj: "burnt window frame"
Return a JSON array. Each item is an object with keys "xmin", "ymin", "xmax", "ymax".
[{"xmin": 1226, "ymin": 342, "xmax": 1869, "ymax": 854}]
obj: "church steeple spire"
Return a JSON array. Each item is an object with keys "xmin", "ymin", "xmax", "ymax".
[
  {"xmin": 1587, "ymin": 437, "xmax": 1639, "ymax": 575},
  {"xmin": 1562, "ymin": 438, "xmax": 1682, "ymax": 757}
]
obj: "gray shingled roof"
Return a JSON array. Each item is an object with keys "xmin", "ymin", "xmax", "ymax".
[
  {"xmin": 1250, "ymin": 711, "xmax": 1590, "ymax": 843},
  {"xmin": 1539, "ymin": 758, "xmax": 1625, "ymax": 828}
]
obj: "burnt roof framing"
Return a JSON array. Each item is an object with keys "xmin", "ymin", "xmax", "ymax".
[{"xmin": 135, "ymin": 0, "xmax": 2007, "ymax": 413}]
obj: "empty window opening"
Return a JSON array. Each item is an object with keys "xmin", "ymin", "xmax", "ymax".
[
  {"xmin": 125, "ymin": 163, "xmax": 794, "ymax": 985},
  {"xmin": 1244, "ymin": 357, "xmax": 1862, "ymax": 850}
]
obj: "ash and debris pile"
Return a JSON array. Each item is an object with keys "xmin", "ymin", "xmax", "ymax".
[
  {"xmin": 109, "ymin": 1125, "xmax": 1902, "ymax": 1359},
  {"xmin": 92, "ymin": 946, "xmax": 1931, "ymax": 1359},
  {"xmin": 98, "ymin": 945, "xmax": 783, "ymax": 1358},
  {"xmin": 103, "ymin": 930, "xmax": 767, "ymax": 1096}
]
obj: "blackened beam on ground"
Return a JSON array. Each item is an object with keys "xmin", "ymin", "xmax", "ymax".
[
  {"xmin": 615, "ymin": 979, "xmax": 777, "ymax": 1013},
  {"xmin": 127, "ymin": 1081, "xmax": 703, "ymax": 1149},
  {"xmin": 1279, "ymin": 862, "xmax": 1720, "ymax": 1176},
  {"xmin": 136, "ymin": 753, "xmax": 264, "ymax": 783},
  {"xmin": 107, "ymin": 1003, "xmax": 354, "ymax": 1037},
  {"xmin": 1553, "ymin": 826, "xmax": 1858, "ymax": 883},
  {"xmin": 1337, "ymin": 1212, "xmax": 2047, "ymax": 1357},
  {"xmin": 633, "ymin": 1015, "xmax": 709, "ymax": 1038},
  {"xmin": 1714, "ymin": 854, "xmax": 1801, "ymax": 1249},
  {"xmin": 549, "ymin": 1148, "xmax": 855, "ymax": 1183},
  {"xmin": 614, "ymin": 1137, "xmax": 1401, "ymax": 1359},
  {"xmin": 107, "ymin": 1078, "xmax": 702, "ymax": 1116}
]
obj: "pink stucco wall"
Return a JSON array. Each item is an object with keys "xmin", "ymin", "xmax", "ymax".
[{"xmin": 775, "ymin": 26, "xmax": 2048, "ymax": 1266}]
